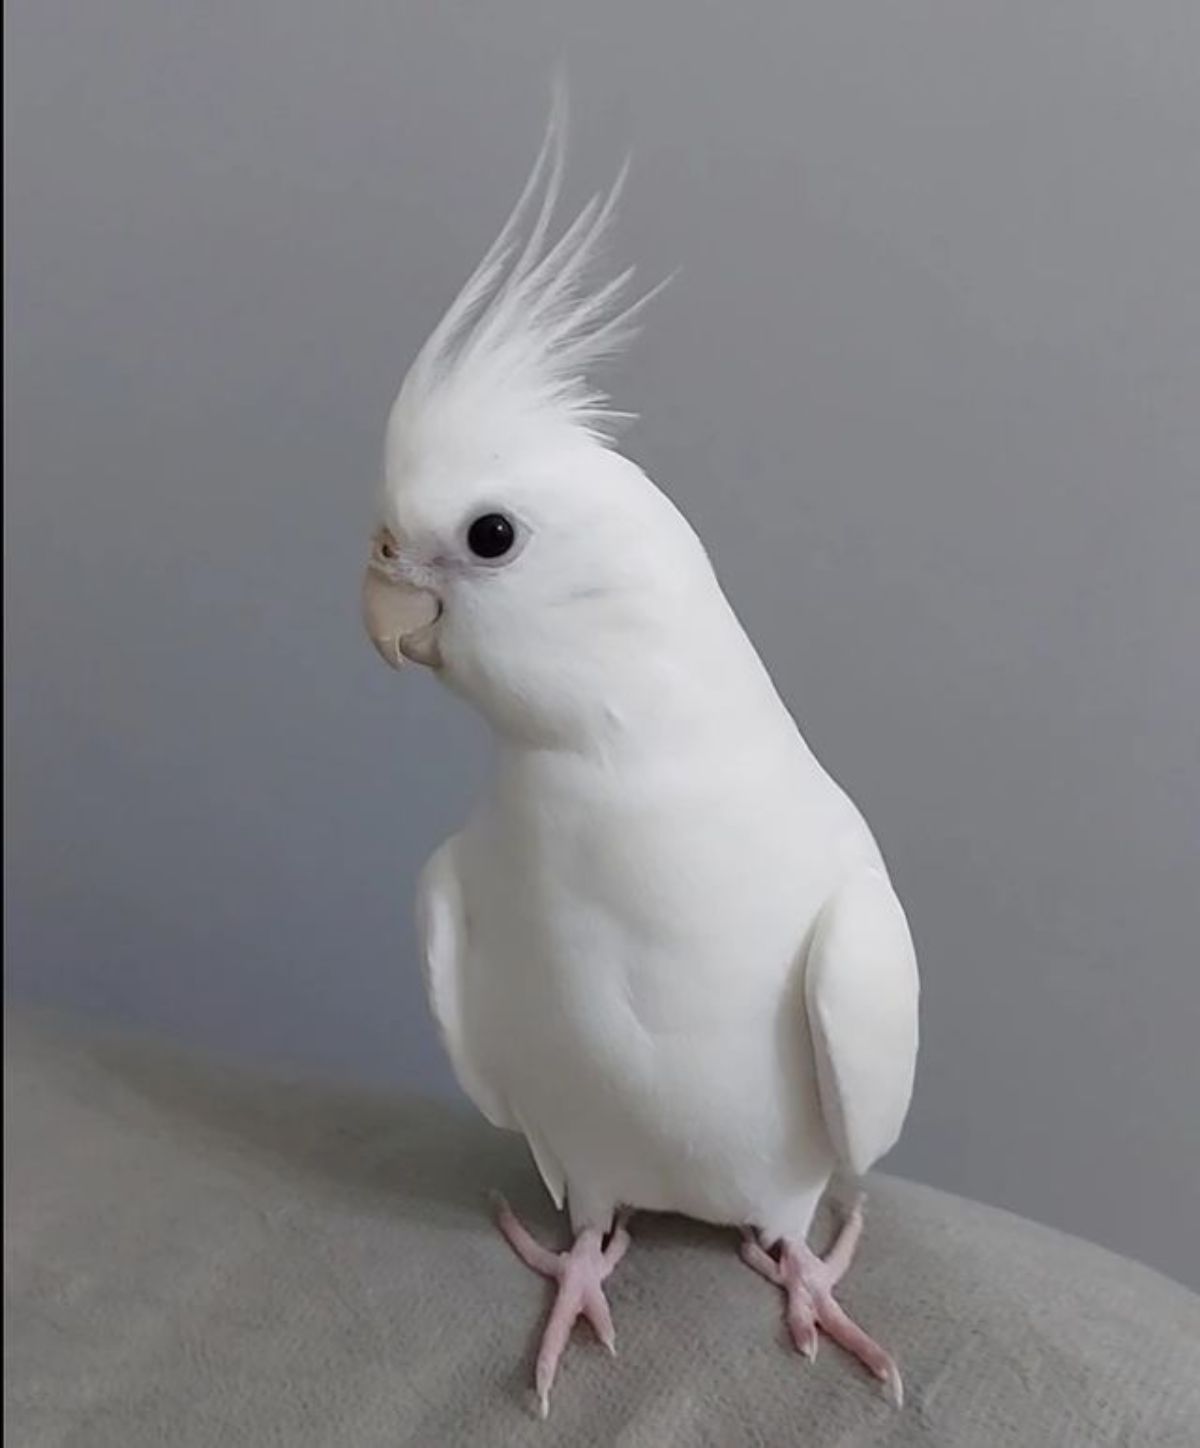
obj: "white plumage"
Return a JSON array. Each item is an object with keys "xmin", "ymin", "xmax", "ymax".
[{"xmin": 364, "ymin": 92, "xmax": 919, "ymax": 1411}]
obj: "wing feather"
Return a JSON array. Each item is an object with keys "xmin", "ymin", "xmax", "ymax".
[
  {"xmin": 416, "ymin": 840, "xmax": 513, "ymax": 1131},
  {"xmin": 805, "ymin": 868, "xmax": 920, "ymax": 1176},
  {"xmin": 417, "ymin": 841, "xmax": 569, "ymax": 1208}
]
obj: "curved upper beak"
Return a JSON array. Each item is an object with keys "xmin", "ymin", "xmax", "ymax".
[{"xmin": 361, "ymin": 565, "xmax": 442, "ymax": 670}]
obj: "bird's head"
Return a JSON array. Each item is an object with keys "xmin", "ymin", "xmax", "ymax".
[{"xmin": 363, "ymin": 99, "xmax": 727, "ymax": 748}]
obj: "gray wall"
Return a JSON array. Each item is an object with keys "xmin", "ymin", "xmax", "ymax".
[{"xmin": 6, "ymin": 2, "xmax": 1198, "ymax": 1287}]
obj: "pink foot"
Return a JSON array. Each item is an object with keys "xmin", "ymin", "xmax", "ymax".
[
  {"xmin": 741, "ymin": 1194, "xmax": 903, "ymax": 1406},
  {"xmin": 492, "ymin": 1194, "xmax": 631, "ymax": 1417}
]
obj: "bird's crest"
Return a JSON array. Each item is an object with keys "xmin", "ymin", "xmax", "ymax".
[{"xmin": 388, "ymin": 85, "xmax": 664, "ymax": 465}]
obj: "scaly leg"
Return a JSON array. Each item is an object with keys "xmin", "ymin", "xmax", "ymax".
[
  {"xmin": 741, "ymin": 1194, "xmax": 902, "ymax": 1406},
  {"xmin": 492, "ymin": 1194, "xmax": 630, "ymax": 1417}
]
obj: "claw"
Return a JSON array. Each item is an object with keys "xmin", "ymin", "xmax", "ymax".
[
  {"xmin": 582, "ymin": 1286, "xmax": 617, "ymax": 1355},
  {"xmin": 794, "ymin": 1324, "xmax": 819, "ymax": 1361}
]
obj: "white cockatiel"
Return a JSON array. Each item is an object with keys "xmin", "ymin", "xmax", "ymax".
[{"xmin": 363, "ymin": 97, "xmax": 919, "ymax": 1416}]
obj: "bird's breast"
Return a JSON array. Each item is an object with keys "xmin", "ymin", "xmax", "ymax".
[{"xmin": 459, "ymin": 741, "xmax": 868, "ymax": 1088}]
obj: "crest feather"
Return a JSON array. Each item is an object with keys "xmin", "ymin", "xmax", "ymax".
[{"xmin": 391, "ymin": 85, "xmax": 666, "ymax": 455}]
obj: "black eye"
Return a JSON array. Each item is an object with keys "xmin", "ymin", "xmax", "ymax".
[{"xmin": 466, "ymin": 512, "xmax": 516, "ymax": 560}]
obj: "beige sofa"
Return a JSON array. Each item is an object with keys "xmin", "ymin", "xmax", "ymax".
[{"xmin": 6, "ymin": 1013, "xmax": 1198, "ymax": 1446}]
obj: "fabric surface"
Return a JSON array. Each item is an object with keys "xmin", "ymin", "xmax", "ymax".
[{"xmin": 5, "ymin": 1012, "xmax": 1199, "ymax": 1448}]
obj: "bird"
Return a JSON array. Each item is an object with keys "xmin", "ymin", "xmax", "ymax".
[{"xmin": 362, "ymin": 91, "xmax": 920, "ymax": 1417}]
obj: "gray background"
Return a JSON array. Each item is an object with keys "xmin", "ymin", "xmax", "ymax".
[{"xmin": 5, "ymin": 2, "xmax": 1198, "ymax": 1287}]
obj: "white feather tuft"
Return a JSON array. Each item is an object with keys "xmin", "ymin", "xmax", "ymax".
[{"xmin": 390, "ymin": 84, "xmax": 666, "ymax": 459}]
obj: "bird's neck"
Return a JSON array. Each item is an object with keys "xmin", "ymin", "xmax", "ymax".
[{"xmin": 486, "ymin": 578, "xmax": 802, "ymax": 765}]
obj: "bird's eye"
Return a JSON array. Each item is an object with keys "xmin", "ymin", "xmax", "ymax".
[
  {"xmin": 375, "ymin": 533, "xmax": 398, "ymax": 562},
  {"xmin": 466, "ymin": 512, "xmax": 516, "ymax": 560}
]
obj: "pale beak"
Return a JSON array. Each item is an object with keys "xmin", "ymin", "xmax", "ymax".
[{"xmin": 361, "ymin": 565, "xmax": 442, "ymax": 670}]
